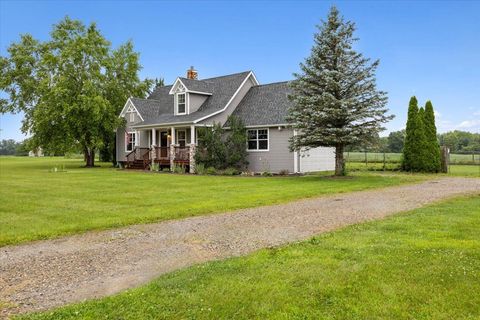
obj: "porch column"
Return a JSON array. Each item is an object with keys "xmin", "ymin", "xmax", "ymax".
[
  {"xmin": 169, "ymin": 127, "xmax": 176, "ymax": 171},
  {"xmin": 135, "ymin": 130, "xmax": 140, "ymax": 147},
  {"xmin": 152, "ymin": 128, "xmax": 157, "ymax": 146},
  {"xmin": 151, "ymin": 128, "xmax": 157, "ymax": 164},
  {"xmin": 189, "ymin": 125, "xmax": 196, "ymax": 173}
]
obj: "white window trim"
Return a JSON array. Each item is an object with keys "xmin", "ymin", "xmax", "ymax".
[
  {"xmin": 176, "ymin": 93, "xmax": 187, "ymax": 115},
  {"xmin": 129, "ymin": 112, "xmax": 135, "ymax": 122},
  {"xmin": 247, "ymin": 128, "xmax": 269, "ymax": 152},
  {"xmin": 125, "ymin": 131, "xmax": 136, "ymax": 152},
  {"xmin": 176, "ymin": 130, "xmax": 187, "ymax": 146}
]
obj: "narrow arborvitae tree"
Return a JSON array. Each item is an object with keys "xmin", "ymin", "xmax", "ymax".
[
  {"xmin": 423, "ymin": 101, "xmax": 441, "ymax": 172},
  {"xmin": 402, "ymin": 97, "xmax": 419, "ymax": 171},
  {"xmin": 402, "ymin": 97, "xmax": 429, "ymax": 172},
  {"xmin": 417, "ymin": 107, "xmax": 431, "ymax": 170},
  {"xmin": 287, "ymin": 6, "xmax": 392, "ymax": 176}
]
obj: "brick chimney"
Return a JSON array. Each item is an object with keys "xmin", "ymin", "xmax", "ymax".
[{"xmin": 186, "ymin": 66, "xmax": 198, "ymax": 80}]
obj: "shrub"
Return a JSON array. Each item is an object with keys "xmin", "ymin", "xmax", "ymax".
[
  {"xmin": 195, "ymin": 116, "xmax": 248, "ymax": 171},
  {"xmin": 172, "ymin": 164, "xmax": 186, "ymax": 174},
  {"xmin": 195, "ymin": 163, "xmax": 206, "ymax": 175},
  {"xmin": 222, "ymin": 167, "xmax": 239, "ymax": 176},
  {"xmin": 195, "ymin": 123, "xmax": 226, "ymax": 169},
  {"xmin": 278, "ymin": 169, "xmax": 289, "ymax": 176},
  {"xmin": 262, "ymin": 171, "xmax": 273, "ymax": 177},
  {"xmin": 205, "ymin": 167, "xmax": 217, "ymax": 175},
  {"xmin": 150, "ymin": 163, "xmax": 160, "ymax": 172}
]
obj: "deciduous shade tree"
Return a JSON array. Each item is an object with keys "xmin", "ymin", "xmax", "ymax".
[
  {"xmin": 287, "ymin": 6, "xmax": 392, "ymax": 176},
  {"xmin": 0, "ymin": 17, "xmax": 152, "ymax": 166},
  {"xmin": 387, "ymin": 130, "xmax": 406, "ymax": 153}
]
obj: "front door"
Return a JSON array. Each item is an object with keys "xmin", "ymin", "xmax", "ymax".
[{"xmin": 160, "ymin": 131, "xmax": 168, "ymax": 158}]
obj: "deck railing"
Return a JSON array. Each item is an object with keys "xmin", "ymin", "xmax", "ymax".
[
  {"xmin": 155, "ymin": 146, "xmax": 170, "ymax": 160},
  {"xmin": 126, "ymin": 147, "xmax": 150, "ymax": 167},
  {"xmin": 174, "ymin": 146, "xmax": 190, "ymax": 163}
]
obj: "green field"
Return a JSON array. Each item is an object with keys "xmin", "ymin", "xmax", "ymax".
[
  {"xmin": 21, "ymin": 195, "xmax": 480, "ymax": 320},
  {"xmin": 346, "ymin": 162, "xmax": 480, "ymax": 177},
  {"xmin": 345, "ymin": 152, "xmax": 480, "ymax": 165},
  {"xmin": 0, "ymin": 157, "xmax": 428, "ymax": 247}
]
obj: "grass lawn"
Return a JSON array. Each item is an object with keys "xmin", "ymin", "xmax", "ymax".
[
  {"xmin": 345, "ymin": 151, "xmax": 480, "ymax": 165},
  {"xmin": 20, "ymin": 195, "xmax": 480, "ymax": 320},
  {"xmin": 0, "ymin": 157, "xmax": 428, "ymax": 247},
  {"xmin": 449, "ymin": 164, "xmax": 480, "ymax": 177}
]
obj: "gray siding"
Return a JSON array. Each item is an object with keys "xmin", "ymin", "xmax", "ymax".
[
  {"xmin": 188, "ymin": 93, "xmax": 209, "ymax": 114},
  {"xmin": 116, "ymin": 111, "xmax": 143, "ymax": 162},
  {"xmin": 246, "ymin": 127, "xmax": 294, "ymax": 173},
  {"xmin": 199, "ymin": 77, "xmax": 255, "ymax": 126}
]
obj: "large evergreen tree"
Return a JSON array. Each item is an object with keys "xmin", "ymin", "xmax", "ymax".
[
  {"xmin": 287, "ymin": 7, "xmax": 392, "ymax": 176},
  {"xmin": 0, "ymin": 17, "xmax": 152, "ymax": 166},
  {"xmin": 423, "ymin": 101, "xmax": 441, "ymax": 172}
]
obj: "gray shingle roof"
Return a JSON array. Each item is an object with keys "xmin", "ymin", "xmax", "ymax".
[
  {"xmin": 132, "ymin": 71, "xmax": 251, "ymax": 126},
  {"xmin": 229, "ymin": 81, "xmax": 292, "ymax": 126},
  {"xmin": 178, "ymin": 77, "xmax": 213, "ymax": 93}
]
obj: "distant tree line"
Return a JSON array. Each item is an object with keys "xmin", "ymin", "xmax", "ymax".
[{"xmin": 0, "ymin": 139, "xmax": 29, "ymax": 156}]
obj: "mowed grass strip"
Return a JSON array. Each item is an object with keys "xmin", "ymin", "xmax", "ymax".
[
  {"xmin": 0, "ymin": 157, "xmax": 427, "ymax": 246},
  {"xmin": 346, "ymin": 162, "xmax": 480, "ymax": 177},
  {"xmin": 20, "ymin": 196, "xmax": 480, "ymax": 320}
]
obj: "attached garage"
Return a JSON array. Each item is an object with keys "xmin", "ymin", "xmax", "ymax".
[{"xmin": 296, "ymin": 147, "xmax": 335, "ymax": 173}]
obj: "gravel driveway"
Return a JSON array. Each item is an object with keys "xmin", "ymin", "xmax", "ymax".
[{"xmin": 1, "ymin": 177, "xmax": 479, "ymax": 317}]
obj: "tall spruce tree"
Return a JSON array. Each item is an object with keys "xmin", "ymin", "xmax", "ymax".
[
  {"xmin": 423, "ymin": 101, "xmax": 441, "ymax": 172},
  {"xmin": 287, "ymin": 7, "xmax": 392, "ymax": 176}
]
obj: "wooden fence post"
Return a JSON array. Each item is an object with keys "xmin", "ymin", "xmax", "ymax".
[{"xmin": 440, "ymin": 146, "xmax": 449, "ymax": 173}]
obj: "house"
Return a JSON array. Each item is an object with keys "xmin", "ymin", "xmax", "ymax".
[
  {"xmin": 28, "ymin": 147, "xmax": 43, "ymax": 157},
  {"xmin": 117, "ymin": 68, "xmax": 334, "ymax": 173}
]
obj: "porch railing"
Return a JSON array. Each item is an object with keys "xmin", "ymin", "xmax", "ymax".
[
  {"xmin": 154, "ymin": 146, "xmax": 170, "ymax": 160},
  {"xmin": 126, "ymin": 147, "xmax": 151, "ymax": 167},
  {"xmin": 174, "ymin": 146, "xmax": 190, "ymax": 162}
]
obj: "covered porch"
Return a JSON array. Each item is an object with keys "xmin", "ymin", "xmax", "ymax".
[{"xmin": 125, "ymin": 125, "xmax": 199, "ymax": 172}]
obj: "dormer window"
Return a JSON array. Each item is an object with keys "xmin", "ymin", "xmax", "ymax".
[{"xmin": 177, "ymin": 93, "xmax": 186, "ymax": 115}]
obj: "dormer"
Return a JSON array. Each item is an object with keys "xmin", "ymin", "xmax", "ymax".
[
  {"xmin": 169, "ymin": 67, "xmax": 212, "ymax": 115},
  {"xmin": 119, "ymin": 98, "xmax": 144, "ymax": 123}
]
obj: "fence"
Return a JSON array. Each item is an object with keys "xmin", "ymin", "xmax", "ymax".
[
  {"xmin": 344, "ymin": 152, "xmax": 480, "ymax": 172},
  {"xmin": 345, "ymin": 152, "xmax": 479, "ymax": 165}
]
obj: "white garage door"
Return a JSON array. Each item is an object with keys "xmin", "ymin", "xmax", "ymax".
[{"xmin": 299, "ymin": 147, "xmax": 335, "ymax": 173}]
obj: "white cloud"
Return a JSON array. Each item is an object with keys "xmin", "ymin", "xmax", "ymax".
[
  {"xmin": 473, "ymin": 110, "xmax": 480, "ymax": 116},
  {"xmin": 458, "ymin": 120, "xmax": 480, "ymax": 129}
]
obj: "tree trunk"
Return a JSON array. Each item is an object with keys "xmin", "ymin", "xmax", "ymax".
[
  {"xmin": 335, "ymin": 144, "xmax": 345, "ymax": 176},
  {"xmin": 84, "ymin": 148, "xmax": 95, "ymax": 167}
]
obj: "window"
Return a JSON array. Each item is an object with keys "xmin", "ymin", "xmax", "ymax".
[
  {"xmin": 129, "ymin": 112, "xmax": 135, "ymax": 122},
  {"xmin": 177, "ymin": 130, "xmax": 186, "ymax": 147},
  {"xmin": 177, "ymin": 93, "xmax": 186, "ymax": 114},
  {"xmin": 125, "ymin": 132, "xmax": 136, "ymax": 152},
  {"xmin": 247, "ymin": 129, "xmax": 268, "ymax": 151}
]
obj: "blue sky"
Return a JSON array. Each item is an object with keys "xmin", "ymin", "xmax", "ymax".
[{"xmin": 1, "ymin": 0, "xmax": 479, "ymax": 141}]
